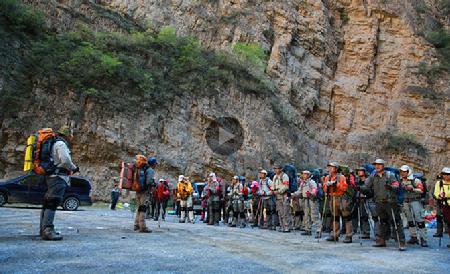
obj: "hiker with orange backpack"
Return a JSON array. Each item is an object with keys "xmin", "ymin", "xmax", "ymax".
[
  {"xmin": 323, "ymin": 162, "xmax": 352, "ymax": 243},
  {"xmin": 133, "ymin": 156, "xmax": 157, "ymax": 233},
  {"xmin": 32, "ymin": 126, "xmax": 79, "ymax": 241}
]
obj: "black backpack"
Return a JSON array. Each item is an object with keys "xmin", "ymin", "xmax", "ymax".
[{"xmin": 38, "ymin": 136, "xmax": 68, "ymax": 175}]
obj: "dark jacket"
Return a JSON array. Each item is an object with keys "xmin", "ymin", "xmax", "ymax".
[{"xmin": 361, "ymin": 171, "xmax": 398, "ymax": 203}]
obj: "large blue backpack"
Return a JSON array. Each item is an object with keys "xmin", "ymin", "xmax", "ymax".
[
  {"xmin": 137, "ymin": 165, "xmax": 148, "ymax": 190},
  {"xmin": 312, "ymin": 169, "xmax": 324, "ymax": 199},
  {"xmin": 283, "ymin": 164, "xmax": 298, "ymax": 193}
]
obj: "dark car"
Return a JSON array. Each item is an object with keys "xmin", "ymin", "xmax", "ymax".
[
  {"xmin": 192, "ymin": 182, "xmax": 206, "ymax": 214},
  {"xmin": 0, "ymin": 173, "xmax": 93, "ymax": 211}
]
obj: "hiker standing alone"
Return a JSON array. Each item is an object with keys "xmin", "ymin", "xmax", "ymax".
[
  {"xmin": 133, "ymin": 156, "xmax": 157, "ymax": 233},
  {"xmin": 110, "ymin": 182, "xmax": 121, "ymax": 210},
  {"xmin": 40, "ymin": 126, "xmax": 79, "ymax": 241}
]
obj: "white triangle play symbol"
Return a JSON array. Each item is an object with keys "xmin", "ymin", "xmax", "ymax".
[{"xmin": 218, "ymin": 126, "xmax": 235, "ymax": 146}]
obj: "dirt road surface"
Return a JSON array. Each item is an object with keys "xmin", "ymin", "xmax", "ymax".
[{"xmin": 1, "ymin": 206, "xmax": 448, "ymax": 273}]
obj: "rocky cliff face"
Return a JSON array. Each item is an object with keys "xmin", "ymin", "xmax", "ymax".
[{"xmin": 0, "ymin": 0, "xmax": 448, "ymax": 200}]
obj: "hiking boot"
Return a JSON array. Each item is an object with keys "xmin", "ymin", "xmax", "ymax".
[
  {"xmin": 433, "ymin": 222, "xmax": 443, "ymax": 237},
  {"xmin": 433, "ymin": 231, "xmax": 443, "ymax": 237},
  {"xmin": 361, "ymin": 234, "xmax": 370, "ymax": 239},
  {"xmin": 407, "ymin": 236, "xmax": 419, "ymax": 245},
  {"xmin": 229, "ymin": 218, "xmax": 237, "ymax": 227},
  {"xmin": 42, "ymin": 227, "xmax": 63, "ymax": 241},
  {"xmin": 399, "ymin": 241, "xmax": 406, "ymax": 251},
  {"xmin": 139, "ymin": 227, "xmax": 152, "ymax": 233},
  {"xmin": 343, "ymin": 236, "xmax": 352, "ymax": 244},
  {"xmin": 420, "ymin": 238, "xmax": 428, "ymax": 247},
  {"xmin": 326, "ymin": 236, "xmax": 338, "ymax": 242},
  {"xmin": 301, "ymin": 231, "xmax": 312, "ymax": 236},
  {"xmin": 373, "ymin": 238, "xmax": 386, "ymax": 247}
]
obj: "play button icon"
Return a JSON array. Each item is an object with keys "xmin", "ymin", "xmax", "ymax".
[{"xmin": 206, "ymin": 117, "xmax": 244, "ymax": 156}]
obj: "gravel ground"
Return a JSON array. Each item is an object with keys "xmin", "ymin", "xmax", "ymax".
[{"xmin": 0, "ymin": 205, "xmax": 449, "ymax": 274}]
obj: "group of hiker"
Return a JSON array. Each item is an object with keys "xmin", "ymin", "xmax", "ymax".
[
  {"xmin": 21, "ymin": 126, "xmax": 450, "ymax": 253},
  {"xmin": 122, "ymin": 154, "xmax": 450, "ymax": 252}
]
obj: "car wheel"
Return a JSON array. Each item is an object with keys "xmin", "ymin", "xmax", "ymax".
[
  {"xmin": 63, "ymin": 197, "xmax": 80, "ymax": 211},
  {"xmin": 0, "ymin": 192, "xmax": 6, "ymax": 206}
]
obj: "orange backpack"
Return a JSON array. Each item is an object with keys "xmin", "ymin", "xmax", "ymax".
[
  {"xmin": 135, "ymin": 155, "xmax": 147, "ymax": 169},
  {"xmin": 132, "ymin": 155, "xmax": 148, "ymax": 191},
  {"xmin": 29, "ymin": 128, "xmax": 58, "ymax": 175}
]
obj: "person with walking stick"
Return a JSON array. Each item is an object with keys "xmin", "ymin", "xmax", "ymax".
[
  {"xmin": 399, "ymin": 165, "xmax": 428, "ymax": 247},
  {"xmin": 433, "ymin": 167, "xmax": 450, "ymax": 248},
  {"xmin": 360, "ymin": 159, "xmax": 406, "ymax": 251},
  {"xmin": 323, "ymin": 162, "xmax": 352, "ymax": 243}
]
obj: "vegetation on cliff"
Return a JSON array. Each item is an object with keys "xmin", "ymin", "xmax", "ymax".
[{"xmin": 0, "ymin": 0, "xmax": 271, "ymax": 122}]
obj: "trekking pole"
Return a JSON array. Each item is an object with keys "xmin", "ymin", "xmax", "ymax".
[
  {"xmin": 318, "ymin": 194, "xmax": 328, "ymax": 243},
  {"xmin": 439, "ymin": 203, "xmax": 442, "ymax": 247},
  {"xmin": 409, "ymin": 204, "xmax": 422, "ymax": 246},
  {"xmin": 259, "ymin": 198, "xmax": 264, "ymax": 227},
  {"xmin": 357, "ymin": 204, "xmax": 362, "ymax": 246},
  {"xmin": 363, "ymin": 201, "xmax": 375, "ymax": 239},
  {"xmin": 333, "ymin": 195, "xmax": 337, "ymax": 243},
  {"xmin": 307, "ymin": 197, "xmax": 312, "ymax": 234},
  {"xmin": 391, "ymin": 208, "xmax": 401, "ymax": 250}
]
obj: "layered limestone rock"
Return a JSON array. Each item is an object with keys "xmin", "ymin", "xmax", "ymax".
[{"xmin": 0, "ymin": 0, "xmax": 448, "ymax": 200}]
